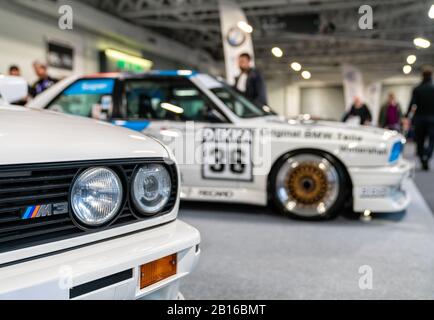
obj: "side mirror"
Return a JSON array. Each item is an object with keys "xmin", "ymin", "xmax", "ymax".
[{"xmin": 0, "ymin": 76, "xmax": 28, "ymax": 104}]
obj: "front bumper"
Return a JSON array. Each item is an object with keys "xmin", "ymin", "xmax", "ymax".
[
  {"xmin": 0, "ymin": 220, "xmax": 200, "ymax": 300},
  {"xmin": 349, "ymin": 159, "xmax": 414, "ymax": 213}
]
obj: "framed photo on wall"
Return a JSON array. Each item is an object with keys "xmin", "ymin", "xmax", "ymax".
[{"xmin": 46, "ymin": 40, "xmax": 74, "ymax": 71}]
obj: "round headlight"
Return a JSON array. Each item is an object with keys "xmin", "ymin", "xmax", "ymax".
[
  {"xmin": 132, "ymin": 164, "xmax": 172, "ymax": 215},
  {"xmin": 71, "ymin": 167, "xmax": 123, "ymax": 227}
]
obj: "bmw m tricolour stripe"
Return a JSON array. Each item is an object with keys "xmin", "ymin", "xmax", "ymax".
[
  {"xmin": 21, "ymin": 202, "xmax": 69, "ymax": 220},
  {"xmin": 22, "ymin": 206, "xmax": 41, "ymax": 220}
]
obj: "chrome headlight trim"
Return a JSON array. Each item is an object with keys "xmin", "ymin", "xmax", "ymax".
[
  {"xmin": 131, "ymin": 164, "xmax": 172, "ymax": 216},
  {"xmin": 70, "ymin": 167, "xmax": 123, "ymax": 227}
]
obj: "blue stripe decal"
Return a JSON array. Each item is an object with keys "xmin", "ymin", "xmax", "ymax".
[
  {"xmin": 389, "ymin": 141, "xmax": 403, "ymax": 163},
  {"xmin": 23, "ymin": 206, "xmax": 34, "ymax": 220},
  {"xmin": 64, "ymin": 79, "xmax": 115, "ymax": 96},
  {"xmin": 112, "ymin": 120, "xmax": 151, "ymax": 132},
  {"xmin": 149, "ymin": 70, "xmax": 197, "ymax": 78}
]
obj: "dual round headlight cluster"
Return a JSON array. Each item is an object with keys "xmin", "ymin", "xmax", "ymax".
[{"xmin": 71, "ymin": 164, "xmax": 172, "ymax": 227}]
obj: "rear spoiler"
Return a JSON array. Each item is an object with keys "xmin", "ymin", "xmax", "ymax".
[{"xmin": 0, "ymin": 76, "xmax": 28, "ymax": 104}]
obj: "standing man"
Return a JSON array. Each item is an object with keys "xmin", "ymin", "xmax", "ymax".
[
  {"xmin": 234, "ymin": 53, "xmax": 268, "ymax": 107},
  {"xmin": 30, "ymin": 60, "xmax": 58, "ymax": 97},
  {"xmin": 342, "ymin": 96, "xmax": 373, "ymax": 125},
  {"xmin": 407, "ymin": 67, "xmax": 434, "ymax": 171}
]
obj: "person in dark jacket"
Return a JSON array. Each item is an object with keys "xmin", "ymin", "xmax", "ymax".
[
  {"xmin": 379, "ymin": 92, "xmax": 403, "ymax": 131},
  {"xmin": 342, "ymin": 97, "xmax": 373, "ymax": 125},
  {"xmin": 234, "ymin": 53, "xmax": 268, "ymax": 107},
  {"xmin": 407, "ymin": 67, "xmax": 434, "ymax": 171},
  {"xmin": 30, "ymin": 60, "xmax": 58, "ymax": 97}
]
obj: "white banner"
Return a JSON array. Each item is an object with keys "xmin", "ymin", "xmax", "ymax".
[
  {"xmin": 364, "ymin": 82, "xmax": 382, "ymax": 126},
  {"xmin": 219, "ymin": 0, "xmax": 255, "ymax": 85},
  {"xmin": 342, "ymin": 65, "xmax": 383, "ymax": 125},
  {"xmin": 342, "ymin": 64, "xmax": 364, "ymax": 110}
]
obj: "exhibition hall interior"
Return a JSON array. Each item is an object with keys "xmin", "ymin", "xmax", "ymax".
[{"xmin": 1, "ymin": 0, "xmax": 434, "ymax": 302}]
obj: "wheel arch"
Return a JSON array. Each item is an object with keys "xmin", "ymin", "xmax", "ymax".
[{"xmin": 266, "ymin": 148, "xmax": 353, "ymax": 203}]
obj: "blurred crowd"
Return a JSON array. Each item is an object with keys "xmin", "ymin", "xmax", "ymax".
[{"xmin": 342, "ymin": 67, "xmax": 434, "ymax": 171}]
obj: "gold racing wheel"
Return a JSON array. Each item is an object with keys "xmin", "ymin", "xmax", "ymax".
[
  {"xmin": 270, "ymin": 152, "xmax": 347, "ymax": 220},
  {"xmin": 286, "ymin": 163, "xmax": 329, "ymax": 205}
]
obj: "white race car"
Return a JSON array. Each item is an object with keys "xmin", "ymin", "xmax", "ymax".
[
  {"xmin": 29, "ymin": 71, "xmax": 413, "ymax": 220},
  {"xmin": 0, "ymin": 76, "xmax": 200, "ymax": 299}
]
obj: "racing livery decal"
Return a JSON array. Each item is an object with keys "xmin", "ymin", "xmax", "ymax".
[
  {"xmin": 198, "ymin": 190, "xmax": 235, "ymax": 198},
  {"xmin": 202, "ymin": 128, "xmax": 253, "ymax": 182},
  {"xmin": 270, "ymin": 129, "xmax": 363, "ymax": 142},
  {"xmin": 339, "ymin": 145, "xmax": 387, "ymax": 155}
]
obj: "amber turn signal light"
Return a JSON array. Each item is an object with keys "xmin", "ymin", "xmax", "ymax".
[{"xmin": 140, "ymin": 254, "xmax": 177, "ymax": 289}]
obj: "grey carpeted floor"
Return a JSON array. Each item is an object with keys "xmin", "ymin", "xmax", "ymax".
[
  {"xmin": 407, "ymin": 143, "xmax": 434, "ymax": 213},
  {"xmin": 179, "ymin": 179, "xmax": 434, "ymax": 300}
]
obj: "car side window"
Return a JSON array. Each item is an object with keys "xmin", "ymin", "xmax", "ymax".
[
  {"xmin": 123, "ymin": 78, "xmax": 226, "ymax": 123},
  {"xmin": 47, "ymin": 79, "xmax": 115, "ymax": 120}
]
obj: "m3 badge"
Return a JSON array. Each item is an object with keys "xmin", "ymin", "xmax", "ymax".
[{"xmin": 21, "ymin": 202, "xmax": 69, "ymax": 220}]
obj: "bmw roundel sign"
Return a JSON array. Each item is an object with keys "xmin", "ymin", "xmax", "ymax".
[{"xmin": 226, "ymin": 27, "xmax": 246, "ymax": 47}]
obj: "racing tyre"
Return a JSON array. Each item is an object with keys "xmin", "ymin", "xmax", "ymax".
[{"xmin": 269, "ymin": 151, "xmax": 348, "ymax": 220}]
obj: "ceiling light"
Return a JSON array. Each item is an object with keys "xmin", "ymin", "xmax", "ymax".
[
  {"xmin": 271, "ymin": 47, "xmax": 283, "ymax": 58},
  {"xmin": 290, "ymin": 62, "xmax": 302, "ymax": 72},
  {"xmin": 429, "ymin": 5, "xmax": 434, "ymax": 19},
  {"xmin": 406, "ymin": 55, "xmax": 417, "ymax": 65},
  {"xmin": 403, "ymin": 65, "xmax": 412, "ymax": 74},
  {"xmin": 414, "ymin": 37, "xmax": 431, "ymax": 49},
  {"xmin": 301, "ymin": 71, "xmax": 311, "ymax": 80},
  {"xmin": 237, "ymin": 21, "xmax": 253, "ymax": 33}
]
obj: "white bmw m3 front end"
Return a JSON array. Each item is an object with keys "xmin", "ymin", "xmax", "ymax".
[{"xmin": 0, "ymin": 77, "xmax": 200, "ymax": 300}]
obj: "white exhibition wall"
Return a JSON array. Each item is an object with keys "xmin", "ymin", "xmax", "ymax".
[
  {"xmin": 267, "ymin": 79, "xmax": 287, "ymax": 116},
  {"xmin": 300, "ymin": 86, "xmax": 345, "ymax": 121},
  {"xmin": 0, "ymin": 5, "xmax": 185, "ymax": 85}
]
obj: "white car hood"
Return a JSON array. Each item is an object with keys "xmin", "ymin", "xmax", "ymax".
[{"xmin": 0, "ymin": 106, "xmax": 168, "ymax": 166}]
